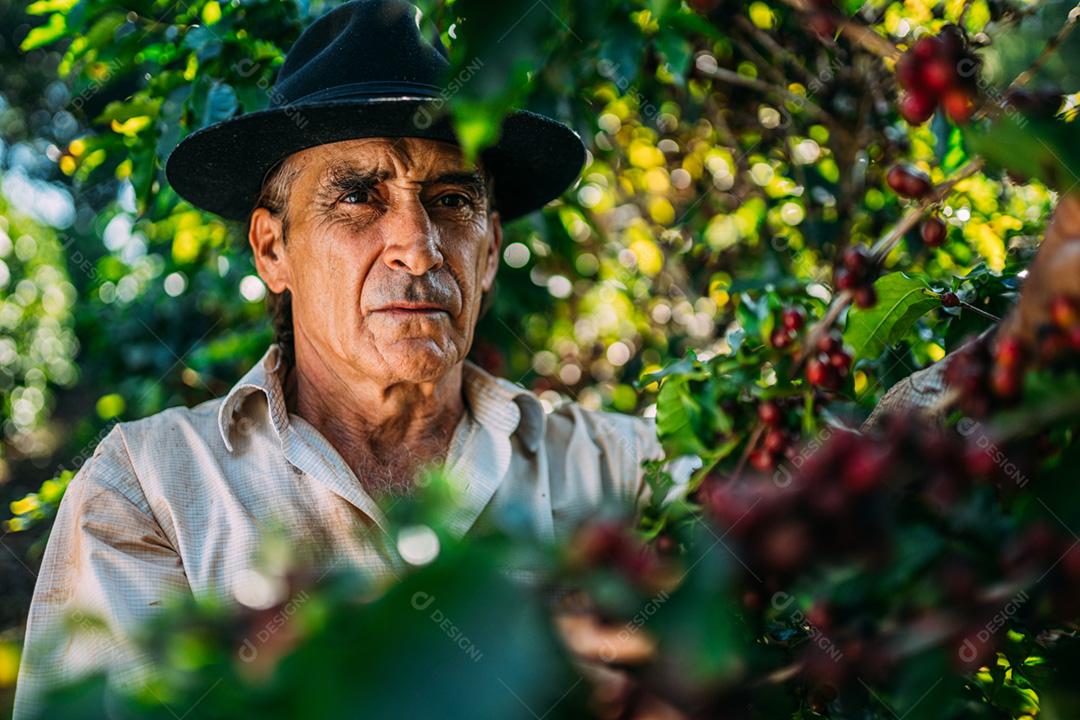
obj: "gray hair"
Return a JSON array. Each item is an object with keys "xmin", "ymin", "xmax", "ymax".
[{"xmin": 249, "ymin": 156, "xmax": 304, "ymax": 369}]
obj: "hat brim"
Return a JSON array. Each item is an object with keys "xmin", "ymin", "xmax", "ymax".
[{"xmin": 164, "ymin": 99, "xmax": 585, "ymax": 223}]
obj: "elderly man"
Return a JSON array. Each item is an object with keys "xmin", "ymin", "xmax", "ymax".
[
  {"xmin": 15, "ymin": 0, "xmax": 1080, "ymax": 716},
  {"xmin": 13, "ymin": 2, "xmax": 664, "ymax": 716}
]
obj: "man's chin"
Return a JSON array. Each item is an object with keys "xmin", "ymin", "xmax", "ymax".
[{"xmin": 376, "ymin": 337, "xmax": 458, "ymax": 382}]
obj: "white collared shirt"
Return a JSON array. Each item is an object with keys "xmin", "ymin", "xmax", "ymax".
[{"xmin": 14, "ymin": 343, "xmax": 665, "ymax": 717}]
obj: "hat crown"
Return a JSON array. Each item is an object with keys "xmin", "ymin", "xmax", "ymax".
[{"xmin": 271, "ymin": 0, "xmax": 449, "ymax": 107}]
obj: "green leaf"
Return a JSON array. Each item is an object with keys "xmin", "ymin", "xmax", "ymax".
[
  {"xmin": 656, "ymin": 375, "xmax": 708, "ymax": 458},
  {"xmin": 192, "ymin": 79, "xmax": 238, "ymax": 130},
  {"xmin": 20, "ymin": 13, "xmax": 66, "ymax": 51},
  {"xmin": 655, "ymin": 31, "xmax": 691, "ymax": 84},
  {"xmin": 964, "ymin": 115, "xmax": 1080, "ymax": 191},
  {"xmin": 843, "ymin": 273, "xmax": 940, "ymax": 361},
  {"xmin": 450, "ymin": 99, "xmax": 505, "ymax": 161},
  {"xmin": 638, "ymin": 355, "xmax": 702, "ymax": 388},
  {"xmin": 935, "ymin": 122, "xmax": 968, "ymax": 175},
  {"xmin": 26, "ymin": 0, "xmax": 78, "ymax": 15},
  {"xmin": 94, "ymin": 97, "xmax": 163, "ymax": 124}
]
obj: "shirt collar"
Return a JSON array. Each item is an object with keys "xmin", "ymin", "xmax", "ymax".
[{"xmin": 217, "ymin": 343, "xmax": 545, "ymax": 453}]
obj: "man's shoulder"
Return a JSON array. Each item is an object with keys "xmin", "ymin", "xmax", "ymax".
[
  {"xmin": 544, "ymin": 396, "xmax": 661, "ymax": 461},
  {"xmin": 113, "ymin": 395, "xmax": 226, "ymax": 447},
  {"xmin": 92, "ymin": 396, "xmax": 229, "ymax": 478}
]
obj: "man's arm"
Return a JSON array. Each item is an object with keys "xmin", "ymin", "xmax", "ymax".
[
  {"xmin": 867, "ymin": 194, "xmax": 1080, "ymax": 428},
  {"xmin": 13, "ymin": 426, "xmax": 190, "ymax": 720}
]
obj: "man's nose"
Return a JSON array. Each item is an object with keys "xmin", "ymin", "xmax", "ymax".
[{"xmin": 381, "ymin": 199, "xmax": 444, "ymax": 276}]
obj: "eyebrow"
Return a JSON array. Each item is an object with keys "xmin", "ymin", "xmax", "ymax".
[
  {"xmin": 317, "ymin": 162, "xmax": 486, "ymax": 199},
  {"xmin": 317, "ymin": 163, "xmax": 390, "ymax": 197},
  {"xmin": 421, "ymin": 171, "xmax": 487, "ymax": 197}
]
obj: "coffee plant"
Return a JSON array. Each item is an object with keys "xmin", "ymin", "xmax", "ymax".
[{"xmin": 5, "ymin": 0, "xmax": 1080, "ymax": 718}]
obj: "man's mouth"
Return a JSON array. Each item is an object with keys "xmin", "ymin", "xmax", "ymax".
[{"xmin": 374, "ymin": 303, "xmax": 449, "ymax": 316}]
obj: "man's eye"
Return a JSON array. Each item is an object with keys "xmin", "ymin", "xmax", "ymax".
[
  {"xmin": 342, "ymin": 189, "xmax": 370, "ymax": 205},
  {"xmin": 437, "ymin": 193, "xmax": 471, "ymax": 209}
]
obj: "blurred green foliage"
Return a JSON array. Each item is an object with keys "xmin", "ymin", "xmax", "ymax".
[{"xmin": 4, "ymin": 0, "xmax": 1080, "ymax": 716}]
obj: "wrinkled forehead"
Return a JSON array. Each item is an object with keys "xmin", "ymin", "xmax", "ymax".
[{"xmin": 292, "ymin": 137, "xmax": 483, "ymax": 187}]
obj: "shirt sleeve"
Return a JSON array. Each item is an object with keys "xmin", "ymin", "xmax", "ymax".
[{"xmin": 13, "ymin": 425, "xmax": 190, "ymax": 720}]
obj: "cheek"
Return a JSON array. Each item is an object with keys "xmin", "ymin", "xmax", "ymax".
[
  {"xmin": 292, "ymin": 228, "xmax": 377, "ymax": 332},
  {"xmin": 450, "ymin": 233, "xmax": 493, "ymax": 299}
]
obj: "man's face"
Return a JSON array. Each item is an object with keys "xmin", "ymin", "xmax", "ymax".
[{"xmin": 251, "ymin": 137, "xmax": 501, "ymax": 385}]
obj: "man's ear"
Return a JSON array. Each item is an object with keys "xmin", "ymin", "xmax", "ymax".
[
  {"xmin": 248, "ymin": 207, "xmax": 290, "ymax": 294},
  {"xmin": 481, "ymin": 211, "xmax": 502, "ymax": 292}
]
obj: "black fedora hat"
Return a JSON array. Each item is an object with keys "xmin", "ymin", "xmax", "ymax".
[{"xmin": 164, "ymin": 0, "xmax": 585, "ymax": 223}]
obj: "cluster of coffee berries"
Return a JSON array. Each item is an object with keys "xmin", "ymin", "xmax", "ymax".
[
  {"xmin": 833, "ymin": 245, "xmax": 878, "ymax": 308},
  {"xmin": 700, "ymin": 425, "xmax": 921, "ymax": 589},
  {"xmin": 770, "ymin": 306, "xmax": 806, "ymax": 349},
  {"xmin": 921, "ymin": 214, "xmax": 947, "ymax": 248},
  {"xmin": 1042, "ymin": 295, "xmax": 1080, "ymax": 357},
  {"xmin": 697, "ymin": 417, "xmax": 1016, "ymax": 685},
  {"xmin": 749, "ymin": 399, "xmax": 801, "ymax": 471},
  {"xmin": 1004, "ymin": 520, "xmax": 1080, "ymax": 621},
  {"xmin": 805, "ymin": 330, "xmax": 854, "ymax": 390},
  {"xmin": 944, "ymin": 337, "xmax": 1001, "ymax": 417},
  {"xmin": 886, "ymin": 163, "xmax": 932, "ymax": 199},
  {"xmin": 895, "ymin": 25, "xmax": 980, "ymax": 125},
  {"xmin": 567, "ymin": 520, "xmax": 665, "ymax": 592},
  {"xmin": 946, "ymin": 294, "xmax": 1080, "ymax": 416}
]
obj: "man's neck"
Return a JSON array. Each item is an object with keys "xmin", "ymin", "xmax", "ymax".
[{"xmin": 282, "ymin": 342, "xmax": 466, "ymax": 497}]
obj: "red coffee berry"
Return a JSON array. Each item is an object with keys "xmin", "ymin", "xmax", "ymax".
[
  {"xmin": 807, "ymin": 11, "xmax": 837, "ymax": 39},
  {"xmin": 844, "ymin": 445, "xmax": 889, "ymax": 492},
  {"xmin": 742, "ymin": 590, "xmax": 762, "ymax": 610},
  {"xmin": 938, "ymin": 24, "xmax": 966, "ymax": 57},
  {"xmin": 829, "ymin": 350, "xmax": 851, "ymax": 372},
  {"xmin": 763, "ymin": 428, "xmax": 787, "ymax": 454},
  {"xmin": 1069, "ymin": 326, "xmax": 1080, "ymax": 352},
  {"xmin": 942, "ymin": 88, "xmax": 975, "ymax": 124},
  {"xmin": 895, "ymin": 55, "xmax": 919, "ymax": 90},
  {"xmin": 912, "ymin": 36, "xmax": 938, "ymax": 62},
  {"xmin": 782, "ymin": 307, "xmax": 806, "ymax": 331},
  {"xmin": 842, "ymin": 246, "xmax": 870, "ymax": 273},
  {"xmin": 655, "ymin": 534, "xmax": 679, "ymax": 555},
  {"xmin": 963, "ymin": 444, "xmax": 997, "ymax": 477},
  {"xmin": 760, "ymin": 521, "xmax": 810, "ymax": 572},
  {"xmin": 817, "ymin": 333, "xmax": 842, "ymax": 355},
  {"xmin": 919, "ymin": 57, "xmax": 954, "ymax": 95},
  {"xmin": 807, "ymin": 357, "xmax": 839, "ymax": 389},
  {"xmin": 771, "ymin": 328, "xmax": 793, "ymax": 349},
  {"xmin": 887, "ymin": 164, "xmax": 932, "ymax": 198},
  {"xmin": 853, "ymin": 285, "xmax": 877, "ymax": 308},
  {"xmin": 990, "ymin": 364, "xmax": 1020, "ymax": 399},
  {"xmin": 899, "ymin": 92, "xmax": 936, "ymax": 125},
  {"xmin": 1049, "ymin": 295, "xmax": 1080, "ymax": 331},
  {"xmin": 940, "ymin": 291, "xmax": 960, "ymax": 308},
  {"xmin": 921, "ymin": 216, "xmax": 947, "ymax": 247},
  {"xmin": 690, "ymin": 0, "xmax": 721, "ymax": 11},
  {"xmin": 1039, "ymin": 327, "xmax": 1068, "ymax": 362},
  {"xmin": 758, "ymin": 401, "xmax": 783, "ymax": 427},
  {"xmin": 749, "ymin": 448, "xmax": 776, "ymax": 472},
  {"xmin": 834, "ymin": 268, "xmax": 857, "ymax": 290},
  {"xmin": 995, "ymin": 336, "xmax": 1024, "ymax": 369}
]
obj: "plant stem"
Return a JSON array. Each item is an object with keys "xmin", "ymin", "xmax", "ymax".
[
  {"xmin": 959, "ymin": 301, "xmax": 1001, "ymax": 323},
  {"xmin": 1008, "ymin": 1, "xmax": 1080, "ymax": 91}
]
